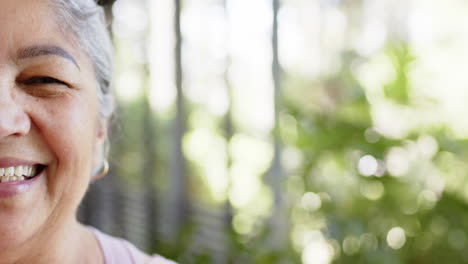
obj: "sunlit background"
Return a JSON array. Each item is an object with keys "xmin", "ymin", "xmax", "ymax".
[{"xmin": 80, "ymin": 0, "xmax": 468, "ymax": 263}]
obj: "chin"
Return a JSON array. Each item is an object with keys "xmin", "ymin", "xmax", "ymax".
[{"xmin": 0, "ymin": 169, "xmax": 50, "ymax": 251}]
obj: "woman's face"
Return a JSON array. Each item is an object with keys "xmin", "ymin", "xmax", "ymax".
[{"xmin": 0, "ymin": 0, "xmax": 105, "ymax": 250}]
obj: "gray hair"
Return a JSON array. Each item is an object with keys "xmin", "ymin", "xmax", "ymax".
[
  {"xmin": 50, "ymin": 0, "xmax": 115, "ymax": 169},
  {"xmin": 51, "ymin": 0, "xmax": 115, "ymax": 120}
]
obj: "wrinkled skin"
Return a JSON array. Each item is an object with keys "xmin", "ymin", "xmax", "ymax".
[{"xmin": 0, "ymin": 0, "xmax": 106, "ymax": 263}]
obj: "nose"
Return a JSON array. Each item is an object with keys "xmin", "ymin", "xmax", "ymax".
[{"xmin": 0, "ymin": 92, "xmax": 30, "ymax": 139}]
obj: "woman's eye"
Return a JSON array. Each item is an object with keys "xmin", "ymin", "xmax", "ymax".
[{"xmin": 24, "ymin": 76, "xmax": 68, "ymax": 86}]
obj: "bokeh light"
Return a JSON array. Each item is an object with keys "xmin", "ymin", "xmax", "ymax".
[{"xmin": 387, "ymin": 227, "xmax": 406, "ymax": 250}]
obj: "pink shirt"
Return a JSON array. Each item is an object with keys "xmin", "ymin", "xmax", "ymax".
[{"xmin": 91, "ymin": 227, "xmax": 177, "ymax": 264}]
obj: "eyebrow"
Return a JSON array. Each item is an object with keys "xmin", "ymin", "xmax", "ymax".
[{"xmin": 17, "ymin": 45, "xmax": 80, "ymax": 70}]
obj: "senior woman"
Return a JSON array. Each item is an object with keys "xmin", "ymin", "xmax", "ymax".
[{"xmin": 0, "ymin": 0, "xmax": 175, "ymax": 263}]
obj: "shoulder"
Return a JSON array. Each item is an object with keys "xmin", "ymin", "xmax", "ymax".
[{"xmin": 89, "ymin": 227, "xmax": 177, "ymax": 264}]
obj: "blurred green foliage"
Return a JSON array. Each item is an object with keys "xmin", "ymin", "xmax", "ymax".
[
  {"xmin": 272, "ymin": 46, "xmax": 468, "ymax": 263},
  {"xmin": 143, "ymin": 44, "xmax": 468, "ymax": 264},
  {"xmin": 106, "ymin": 0, "xmax": 468, "ymax": 263}
]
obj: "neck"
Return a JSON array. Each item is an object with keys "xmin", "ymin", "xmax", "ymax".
[{"xmin": 0, "ymin": 219, "xmax": 103, "ymax": 264}]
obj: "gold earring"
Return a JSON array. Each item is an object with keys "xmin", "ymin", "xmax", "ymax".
[{"xmin": 95, "ymin": 160, "xmax": 109, "ymax": 178}]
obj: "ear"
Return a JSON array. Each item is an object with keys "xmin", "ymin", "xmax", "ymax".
[{"xmin": 91, "ymin": 118, "xmax": 108, "ymax": 180}]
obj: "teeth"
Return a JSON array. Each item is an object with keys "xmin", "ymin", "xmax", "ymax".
[
  {"xmin": 1, "ymin": 176, "xmax": 13, "ymax": 183},
  {"xmin": 5, "ymin": 167, "xmax": 14, "ymax": 177},
  {"xmin": 0, "ymin": 165, "xmax": 39, "ymax": 182},
  {"xmin": 14, "ymin": 166, "xmax": 23, "ymax": 177}
]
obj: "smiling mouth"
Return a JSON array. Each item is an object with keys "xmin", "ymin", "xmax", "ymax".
[{"xmin": 0, "ymin": 164, "xmax": 45, "ymax": 183}]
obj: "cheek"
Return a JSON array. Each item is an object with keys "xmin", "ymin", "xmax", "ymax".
[
  {"xmin": 30, "ymin": 94, "xmax": 100, "ymax": 210},
  {"xmin": 29, "ymin": 94, "xmax": 99, "ymax": 178}
]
